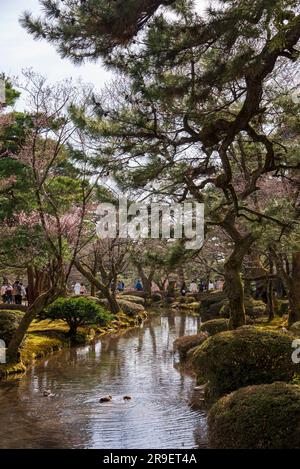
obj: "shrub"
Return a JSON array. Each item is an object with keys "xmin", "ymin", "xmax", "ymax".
[
  {"xmin": 42, "ymin": 297, "xmax": 113, "ymax": 336},
  {"xmin": 191, "ymin": 326, "xmax": 299, "ymax": 397},
  {"xmin": 173, "ymin": 333, "xmax": 208, "ymax": 360},
  {"xmin": 208, "ymin": 382, "xmax": 300, "ymax": 448},
  {"xmin": 200, "ymin": 318, "xmax": 230, "ymax": 336},
  {"xmin": 0, "ymin": 310, "xmax": 24, "ymax": 344},
  {"xmin": 118, "ymin": 299, "xmax": 145, "ymax": 317}
]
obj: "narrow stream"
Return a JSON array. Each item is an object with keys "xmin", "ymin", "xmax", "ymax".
[{"xmin": 0, "ymin": 309, "xmax": 208, "ymax": 449}]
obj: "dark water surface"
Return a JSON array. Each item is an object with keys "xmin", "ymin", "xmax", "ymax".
[{"xmin": 0, "ymin": 310, "xmax": 208, "ymax": 449}]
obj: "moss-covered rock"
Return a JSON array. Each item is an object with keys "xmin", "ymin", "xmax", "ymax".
[
  {"xmin": 0, "ymin": 310, "xmax": 24, "ymax": 344},
  {"xmin": 290, "ymin": 321, "xmax": 300, "ymax": 335},
  {"xmin": 208, "ymin": 382, "xmax": 300, "ymax": 448},
  {"xmin": 278, "ymin": 299, "xmax": 289, "ymax": 317},
  {"xmin": 118, "ymin": 299, "xmax": 145, "ymax": 317},
  {"xmin": 179, "ymin": 296, "xmax": 196, "ymax": 304},
  {"xmin": 200, "ymin": 318, "xmax": 230, "ymax": 336},
  {"xmin": 191, "ymin": 326, "xmax": 298, "ymax": 398},
  {"xmin": 118, "ymin": 294, "xmax": 145, "ymax": 306},
  {"xmin": 219, "ymin": 297, "xmax": 266, "ymax": 319},
  {"xmin": 151, "ymin": 292, "xmax": 162, "ymax": 302},
  {"xmin": 199, "ymin": 292, "xmax": 227, "ymax": 320},
  {"xmin": 173, "ymin": 332, "xmax": 208, "ymax": 360}
]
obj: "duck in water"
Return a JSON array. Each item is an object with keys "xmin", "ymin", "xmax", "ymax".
[
  {"xmin": 43, "ymin": 389, "xmax": 55, "ymax": 398},
  {"xmin": 99, "ymin": 395, "xmax": 112, "ymax": 403},
  {"xmin": 123, "ymin": 396, "xmax": 132, "ymax": 401}
]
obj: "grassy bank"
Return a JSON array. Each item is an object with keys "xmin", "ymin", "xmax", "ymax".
[{"xmin": 0, "ymin": 310, "xmax": 147, "ymax": 380}]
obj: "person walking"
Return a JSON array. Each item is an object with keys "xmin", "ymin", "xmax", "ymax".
[
  {"xmin": 117, "ymin": 280, "xmax": 125, "ymax": 292},
  {"xmin": 180, "ymin": 282, "xmax": 187, "ymax": 296},
  {"xmin": 20, "ymin": 283, "xmax": 27, "ymax": 304},
  {"xmin": 80, "ymin": 283, "xmax": 87, "ymax": 295},
  {"xmin": 189, "ymin": 280, "xmax": 198, "ymax": 293},
  {"xmin": 6, "ymin": 283, "xmax": 13, "ymax": 304},
  {"xmin": 135, "ymin": 279, "xmax": 143, "ymax": 291},
  {"xmin": 1, "ymin": 284, "xmax": 7, "ymax": 303},
  {"xmin": 74, "ymin": 282, "xmax": 81, "ymax": 296},
  {"xmin": 13, "ymin": 281, "xmax": 22, "ymax": 305}
]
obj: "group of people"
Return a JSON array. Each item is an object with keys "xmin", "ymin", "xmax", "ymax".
[
  {"xmin": 73, "ymin": 282, "xmax": 87, "ymax": 296},
  {"xmin": 1, "ymin": 281, "xmax": 27, "ymax": 305},
  {"xmin": 180, "ymin": 279, "xmax": 224, "ymax": 296}
]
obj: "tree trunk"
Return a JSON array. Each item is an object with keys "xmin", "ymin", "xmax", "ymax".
[
  {"xmin": 7, "ymin": 287, "xmax": 62, "ymax": 363},
  {"xmin": 224, "ymin": 236, "xmax": 255, "ymax": 329},
  {"xmin": 74, "ymin": 259, "xmax": 120, "ymax": 313},
  {"xmin": 26, "ymin": 266, "xmax": 35, "ymax": 305},
  {"xmin": 177, "ymin": 266, "xmax": 185, "ymax": 289},
  {"xmin": 136, "ymin": 264, "xmax": 154, "ymax": 298},
  {"xmin": 267, "ymin": 278, "xmax": 275, "ymax": 321},
  {"xmin": 288, "ymin": 251, "xmax": 300, "ymax": 326},
  {"xmin": 106, "ymin": 290, "xmax": 120, "ymax": 314}
]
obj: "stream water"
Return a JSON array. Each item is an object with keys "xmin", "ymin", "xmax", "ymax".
[{"xmin": 0, "ymin": 309, "xmax": 208, "ymax": 449}]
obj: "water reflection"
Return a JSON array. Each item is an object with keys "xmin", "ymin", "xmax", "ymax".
[{"xmin": 0, "ymin": 310, "xmax": 207, "ymax": 449}]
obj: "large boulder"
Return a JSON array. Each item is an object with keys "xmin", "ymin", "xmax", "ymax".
[
  {"xmin": 191, "ymin": 326, "xmax": 298, "ymax": 398},
  {"xmin": 118, "ymin": 294, "xmax": 145, "ymax": 306},
  {"xmin": 173, "ymin": 332, "xmax": 208, "ymax": 360},
  {"xmin": 200, "ymin": 318, "xmax": 230, "ymax": 336},
  {"xmin": 0, "ymin": 310, "xmax": 24, "ymax": 344},
  {"xmin": 118, "ymin": 299, "xmax": 145, "ymax": 317},
  {"xmin": 208, "ymin": 382, "xmax": 300, "ymax": 448}
]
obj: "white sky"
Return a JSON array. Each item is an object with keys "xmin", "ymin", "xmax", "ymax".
[
  {"xmin": 0, "ymin": 0, "xmax": 207, "ymax": 109},
  {"xmin": 0, "ymin": 0, "xmax": 112, "ymax": 108}
]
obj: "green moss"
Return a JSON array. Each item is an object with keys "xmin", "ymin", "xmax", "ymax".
[
  {"xmin": 290, "ymin": 321, "xmax": 300, "ymax": 336},
  {"xmin": 208, "ymin": 382, "xmax": 300, "ymax": 448},
  {"xmin": 192, "ymin": 326, "xmax": 299, "ymax": 398},
  {"xmin": 220, "ymin": 297, "xmax": 266, "ymax": 319},
  {"xmin": 0, "ymin": 310, "xmax": 148, "ymax": 380},
  {"xmin": 118, "ymin": 295, "xmax": 145, "ymax": 306},
  {"xmin": 173, "ymin": 333, "xmax": 208, "ymax": 360},
  {"xmin": 199, "ymin": 292, "xmax": 226, "ymax": 320},
  {"xmin": 0, "ymin": 310, "xmax": 24, "ymax": 343},
  {"xmin": 200, "ymin": 318, "xmax": 230, "ymax": 335},
  {"xmin": 118, "ymin": 299, "xmax": 145, "ymax": 317}
]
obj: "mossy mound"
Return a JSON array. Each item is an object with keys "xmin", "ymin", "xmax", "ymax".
[
  {"xmin": 290, "ymin": 321, "xmax": 300, "ymax": 335},
  {"xmin": 208, "ymin": 382, "xmax": 300, "ymax": 448},
  {"xmin": 178, "ymin": 296, "xmax": 195, "ymax": 304},
  {"xmin": 0, "ymin": 310, "xmax": 24, "ymax": 344},
  {"xmin": 220, "ymin": 297, "xmax": 266, "ymax": 319},
  {"xmin": 191, "ymin": 326, "xmax": 298, "ymax": 398},
  {"xmin": 277, "ymin": 299, "xmax": 289, "ymax": 317},
  {"xmin": 118, "ymin": 299, "xmax": 145, "ymax": 317},
  {"xmin": 177, "ymin": 301, "xmax": 200, "ymax": 311},
  {"xmin": 151, "ymin": 292, "xmax": 162, "ymax": 302},
  {"xmin": 199, "ymin": 292, "xmax": 226, "ymax": 320},
  {"xmin": 200, "ymin": 318, "xmax": 230, "ymax": 336},
  {"xmin": 119, "ymin": 295, "xmax": 145, "ymax": 306},
  {"xmin": 173, "ymin": 332, "xmax": 208, "ymax": 360},
  {"xmin": 0, "ymin": 304, "xmax": 27, "ymax": 313}
]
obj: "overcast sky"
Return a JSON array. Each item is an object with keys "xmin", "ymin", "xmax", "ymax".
[
  {"xmin": 0, "ymin": 0, "xmax": 206, "ymax": 109},
  {"xmin": 0, "ymin": 0, "xmax": 111, "ymax": 107}
]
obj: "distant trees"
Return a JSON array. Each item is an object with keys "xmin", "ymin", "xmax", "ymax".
[{"xmin": 0, "ymin": 72, "xmax": 107, "ymax": 362}]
